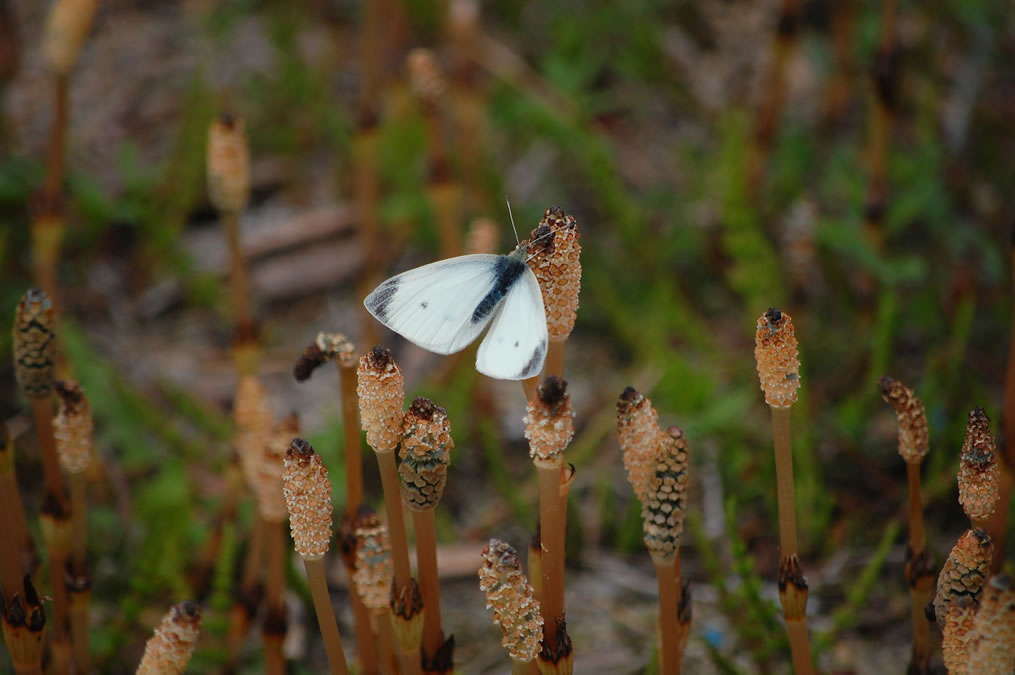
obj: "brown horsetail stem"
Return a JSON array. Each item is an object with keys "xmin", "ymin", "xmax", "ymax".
[
  {"xmin": 526, "ymin": 207, "xmax": 581, "ymax": 378},
  {"xmin": 616, "ymin": 388, "xmax": 691, "ymax": 674},
  {"xmin": 292, "ymin": 334, "xmax": 375, "ymax": 671},
  {"xmin": 207, "ymin": 113, "xmax": 256, "ymax": 356},
  {"xmin": 967, "ymin": 575, "xmax": 1015, "ymax": 673},
  {"xmin": 957, "ymin": 408, "xmax": 1000, "ymax": 529},
  {"xmin": 400, "ymin": 397, "xmax": 455, "ymax": 672},
  {"xmin": 356, "ymin": 347, "xmax": 423, "ymax": 674},
  {"xmin": 931, "ymin": 528, "xmax": 993, "ymax": 625},
  {"xmin": 53, "ymin": 379, "xmax": 93, "ymax": 673},
  {"xmin": 1, "ymin": 576, "xmax": 46, "ymax": 675},
  {"xmin": 283, "ymin": 439, "xmax": 351, "ymax": 675},
  {"xmin": 878, "ymin": 376, "xmax": 933, "ymax": 673},
  {"xmin": 408, "ymin": 47, "xmax": 460, "ymax": 261},
  {"xmin": 13, "ymin": 288, "xmax": 71, "ymax": 651},
  {"xmin": 353, "ymin": 505, "xmax": 400, "ymax": 674},
  {"xmin": 523, "ymin": 376, "xmax": 574, "ymax": 674},
  {"xmin": 259, "ymin": 414, "xmax": 300, "ymax": 675},
  {"xmin": 753, "ymin": 307, "xmax": 813, "ymax": 674},
  {"xmin": 0, "ymin": 422, "xmax": 33, "ymax": 592},
  {"xmin": 478, "ymin": 539, "xmax": 544, "ymax": 673},
  {"xmin": 135, "ymin": 601, "xmax": 201, "ymax": 675}
]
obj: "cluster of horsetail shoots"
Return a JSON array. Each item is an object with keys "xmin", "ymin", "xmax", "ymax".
[
  {"xmin": 282, "ymin": 438, "xmax": 351, "ymax": 675},
  {"xmin": 526, "ymin": 207, "xmax": 581, "ymax": 380},
  {"xmin": 292, "ymin": 332, "xmax": 377, "ymax": 672},
  {"xmin": 400, "ymin": 397, "xmax": 455, "ymax": 672},
  {"xmin": 523, "ymin": 376, "xmax": 575, "ymax": 674},
  {"xmin": 352, "ymin": 505, "xmax": 400, "ymax": 673},
  {"xmin": 13, "ymin": 289, "xmax": 72, "ymax": 661},
  {"xmin": 478, "ymin": 539, "xmax": 544, "ymax": 674},
  {"xmin": 878, "ymin": 376, "xmax": 934, "ymax": 673},
  {"xmin": 135, "ymin": 601, "xmax": 201, "ymax": 675},
  {"xmin": 753, "ymin": 307, "xmax": 814, "ymax": 675},
  {"xmin": 53, "ymin": 379, "xmax": 93, "ymax": 673},
  {"xmin": 357, "ymin": 346, "xmax": 424, "ymax": 674},
  {"xmin": 616, "ymin": 387, "xmax": 691, "ymax": 674}
]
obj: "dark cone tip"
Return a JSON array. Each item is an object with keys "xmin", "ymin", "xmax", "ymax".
[{"xmin": 537, "ymin": 376, "xmax": 567, "ymax": 405}]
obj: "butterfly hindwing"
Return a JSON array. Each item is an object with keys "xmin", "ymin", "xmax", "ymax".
[
  {"xmin": 364, "ymin": 254, "xmax": 502, "ymax": 355},
  {"xmin": 475, "ymin": 265, "xmax": 548, "ymax": 380}
]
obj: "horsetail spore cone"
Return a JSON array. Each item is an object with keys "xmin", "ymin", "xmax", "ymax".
[
  {"xmin": 283, "ymin": 439, "xmax": 351, "ymax": 675},
  {"xmin": 136, "ymin": 601, "xmax": 201, "ymax": 675},
  {"xmin": 282, "ymin": 439, "xmax": 333, "ymax": 561},
  {"xmin": 527, "ymin": 207, "xmax": 581, "ymax": 377},
  {"xmin": 616, "ymin": 387, "xmax": 660, "ymax": 504},
  {"xmin": 941, "ymin": 597, "xmax": 977, "ymax": 674},
  {"xmin": 13, "ymin": 288, "xmax": 57, "ymax": 399},
  {"xmin": 958, "ymin": 408, "xmax": 1000, "ymax": 523},
  {"xmin": 478, "ymin": 539, "xmax": 543, "ymax": 670},
  {"xmin": 400, "ymin": 397, "xmax": 453, "ymax": 511},
  {"xmin": 42, "ymin": 0, "xmax": 99, "ymax": 77},
  {"xmin": 967, "ymin": 575, "xmax": 1015, "ymax": 673},
  {"xmin": 931, "ymin": 528, "xmax": 992, "ymax": 624},
  {"xmin": 53, "ymin": 380, "xmax": 92, "ymax": 475},
  {"xmin": 293, "ymin": 332, "xmax": 356, "ymax": 382},
  {"xmin": 523, "ymin": 376, "xmax": 575, "ymax": 468},
  {"xmin": 357, "ymin": 346, "xmax": 405, "ymax": 455},
  {"xmin": 207, "ymin": 114, "xmax": 251, "ymax": 216},
  {"xmin": 642, "ymin": 426, "xmax": 690, "ymax": 566},
  {"xmin": 878, "ymin": 377, "xmax": 929, "ymax": 465},
  {"xmin": 754, "ymin": 307, "xmax": 800, "ymax": 409}
]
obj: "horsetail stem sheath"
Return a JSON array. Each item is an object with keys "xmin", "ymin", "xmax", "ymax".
[
  {"xmin": 524, "ymin": 377, "xmax": 575, "ymax": 675},
  {"xmin": 753, "ymin": 308, "xmax": 814, "ymax": 674},
  {"xmin": 1, "ymin": 576, "xmax": 46, "ymax": 675},
  {"xmin": 283, "ymin": 439, "xmax": 351, "ymax": 675}
]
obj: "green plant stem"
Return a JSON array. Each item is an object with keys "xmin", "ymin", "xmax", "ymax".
[{"xmin": 303, "ymin": 556, "xmax": 351, "ymax": 675}]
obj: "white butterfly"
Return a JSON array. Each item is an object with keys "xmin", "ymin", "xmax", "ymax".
[{"xmin": 363, "ymin": 243, "xmax": 548, "ymax": 380}]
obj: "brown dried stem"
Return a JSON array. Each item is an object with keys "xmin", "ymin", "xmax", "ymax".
[
  {"xmin": 748, "ymin": 0, "xmax": 801, "ymax": 198},
  {"xmin": 0, "ymin": 424, "xmax": 31, "ymax": 592},
  {"xmin": 304, "ymin": 557, "xmax": 351, "ymax": 675}
]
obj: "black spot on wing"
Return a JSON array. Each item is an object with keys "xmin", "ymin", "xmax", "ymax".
[
  {"xmin": 420, "ymin": 301, "xmax": 429, "ymax": 309},
  {"xmin": 516, "ymin": 339, "xmax": 547, "ymax": 379},
  {"xmin": 367, "ymin": 277, "xmax": 400, "ymax": 321},
  {"xmin": 472, "ymin": 256, "xmax": 526, "ymax": 324}
]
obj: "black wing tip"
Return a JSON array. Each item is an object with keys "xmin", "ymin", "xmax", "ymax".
[
  {"xmin": 515, "ymin": 339, "xmax": 548, "ymax": 379},
  {"xmin": 365, "ymin": 277, "xmax": 400, "ymax": 321}
]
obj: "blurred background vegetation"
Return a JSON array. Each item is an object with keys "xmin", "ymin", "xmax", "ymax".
[{"xmin": 1, "ymin": 0, "xmax": 1013, "ymax": 672}]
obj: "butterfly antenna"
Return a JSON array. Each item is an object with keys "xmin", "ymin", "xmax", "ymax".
[{"xmin": 505, "ymin": 196, "xmax": 520, "ymax": 246}]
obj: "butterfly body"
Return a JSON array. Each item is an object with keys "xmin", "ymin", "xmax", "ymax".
[{"xmin": 364, "ymin": 245, "xmax": 548, "ymax": 380}]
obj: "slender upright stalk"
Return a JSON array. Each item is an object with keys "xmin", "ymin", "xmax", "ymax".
[
  {"xmin": 878, "ymin": 376, "xmax": 932, "ymax": 672},
  {"xmin": 353, "ymin": 507, "xmax": 401, "ymax": 675},
  {"xmin": 0, "ymin": 423, "xmax": 32, "ymax": 578},
  {"xmin": 338, "ymin": 358, "xmax": 364, "ymax": 514},
  {"xmin": 447, "ymin": 0, "xmax": 488, "ymax": 212},
  {"xmin": 748, "ymin": 0, "xmax": 801, "ymax": 199},
  {"xmin": 284, "ymin": 439, "xmax": 351, "ymax": 675},
  {"xmin": 754, "ymin": 309, "xmax": 814, "ymax": 674},
  {"xmin": 400, "ymin": 398, "xmax": 455, "ymax": 672},
  {"xmin": 996, "ymin": 231, "xmax": 1015, "ymax": 572},
  {"xmin": 819, "ymin": 0, "xmax": 854, "ymax": 128},
  {"xmin": 525, "ymin": 378, "xmax": 575, "ymax": 674}
]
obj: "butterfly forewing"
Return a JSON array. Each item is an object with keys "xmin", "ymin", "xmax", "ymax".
[
  {"xmin": 475, "ymin": 266, "xmax": 548, "ymax": 380},
  {"xmin": 364, "ymin": 254, "xmax": 502, "ymax": 355}
]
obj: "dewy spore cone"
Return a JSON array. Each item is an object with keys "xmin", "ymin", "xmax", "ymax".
[
  {"xmin": 753, "ymin": 307, "xmax": 800, "ymax": 408},
  {"xmin": 400, "ymin": 397, "xmax": 453, "ymax": 511},
  {"xmin": 878, "ymin": 376, "xmax": 929, "ymax": 464},
  {"xmin": 357, "ymin": 346, "xmax": 405, "ymax": 454},
  {"xmin": 616, "ymin": 386, "xmax": 662, "ymax": 505}
]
